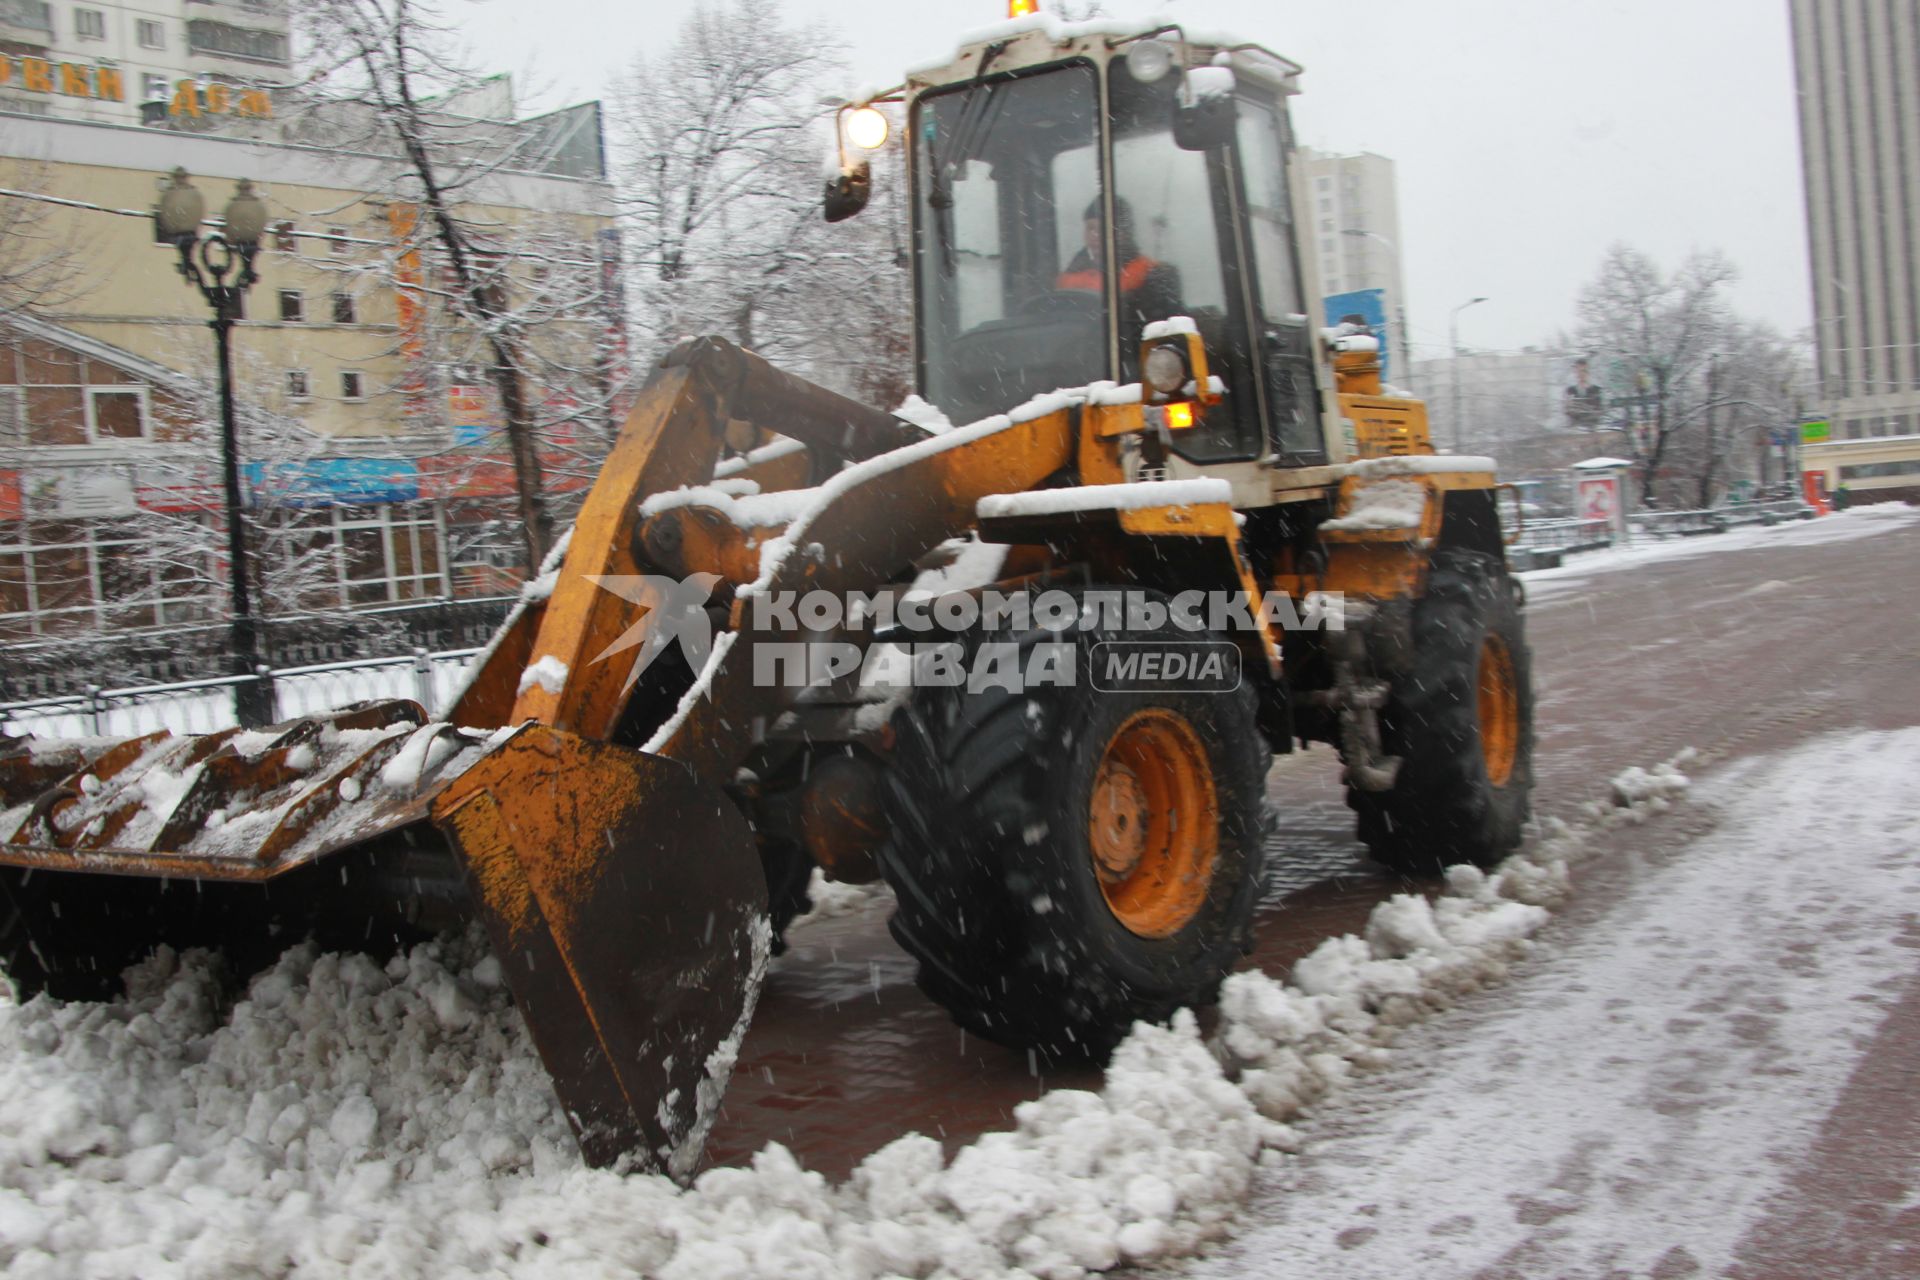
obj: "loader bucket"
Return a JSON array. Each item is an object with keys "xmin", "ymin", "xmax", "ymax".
[
  {"xmin": 430, "ymin": 724, "xmax": 769, "ymax": 1175},
  {"xmin": 0, "ymin": 714, "xmax": 768, "ymax": 1178}
]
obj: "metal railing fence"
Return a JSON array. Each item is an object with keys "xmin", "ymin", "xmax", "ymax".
[{"xmin": 0, "ymin": 648, "xmax": 479, "ymax": 740}]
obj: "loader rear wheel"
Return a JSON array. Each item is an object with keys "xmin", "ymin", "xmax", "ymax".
[
  {"xmin": 1349, "ymin": 550, "xmax": 1535, "ymax": 873},
  {"xmin": 878, "ymin": 597, "xmax": 1267, "ymax": 1057}
]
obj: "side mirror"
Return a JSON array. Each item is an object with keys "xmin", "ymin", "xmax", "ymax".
[
  {"xmin": 1173, "ymin": 90, "xmax": 1236, "ymax": 152},
  {"xmin": 823, "ymin": 160, "xmax": 871, "ymax": 223}
]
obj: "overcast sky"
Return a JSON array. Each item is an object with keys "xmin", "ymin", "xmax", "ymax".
[{"xmin": 457, "ymin": 0, "xmax": 1811, "ymax": 363}]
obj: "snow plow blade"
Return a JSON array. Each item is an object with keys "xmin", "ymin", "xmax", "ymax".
[{"xmin": 430, "ymin": 725, "xmax": 768, "ymax": 1173}]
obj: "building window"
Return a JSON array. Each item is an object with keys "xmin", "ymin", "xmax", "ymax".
[
  {"xmin": 268, "ymin": 503, "xmax": 449, "ymax": 609},
  {"xmin": 328, "ymin": 227, "xmax": 349, "ymax": 255},
  {"xmin": 137, "ymin": 18, "xmax": 163, "ymax": 47},
  {"xmin": 278, "ymin": 290, "xmax": 303, "ymax": 322},
  {"xmin": 141, "ymin": 72, "xmax": 169, "ymax": 102},
  {"xmin": 340, "ymin": 371, "xmax": 364, "ymax": 400},
  {"xmin": 273, "ymin": 220, "xmax": 296, "ymax": 251},
  {"xmin": 1838, "ymin": 458, "xmax": 1920, "ymax": 481},
  {"xmin": 0, "ymin": 339, "xmax": 154, "ymax": 446},
  {"xmin": 286, "ymin": 370, "xmax": 310, "ymax": 399},
  {"xmin": 330, "ymin": 292, "xmax": 356, "ymax": 324},
  {"xmin": 88, "ymin": 389, "xmax": 147, "ymax": 440},
  {"xmin": 75, "ymin": 7, "xmax": 106, "ymax": 39},
  {"xmin": 0, "ymin": 517, "xmax": 217, "ymax": 640}
]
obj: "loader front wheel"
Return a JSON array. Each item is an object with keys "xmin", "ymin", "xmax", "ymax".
[
  {"xmin": 1350, "ymin": 550, "xmax": 1535, "ymax": 874},
  {"xmin": 879, "ymin": 601, "xmax": 1267, "ymax": 1058}
]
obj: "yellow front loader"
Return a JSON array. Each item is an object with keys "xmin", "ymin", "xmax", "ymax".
[{"xmin": 0, "ymin": 16, "xmax": 1533, "ymax": 1176}]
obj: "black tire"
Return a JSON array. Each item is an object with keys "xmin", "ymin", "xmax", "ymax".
[
  {"xmin": 877, "ymin": 592, "xmax": 1269, "ymax": 1058},
  {"xmin": 1350, "ymin": 550, "xmax": 1535, "ymax": 873}
]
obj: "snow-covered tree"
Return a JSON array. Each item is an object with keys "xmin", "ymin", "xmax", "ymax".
[
  {"xmin": 1571, "ymin": 244, "xmax": 1737, "ymax": 504},
  {"xmin": 290, "ymin": 0, "xmax": 626, "ymax": 564},
  {"xmin": 0, "ymin": 154, "xmax": 89, "ymax": 321},
  {"xmin": 607, "ymin": 0, "xmax": 911, "ymax": 407}
]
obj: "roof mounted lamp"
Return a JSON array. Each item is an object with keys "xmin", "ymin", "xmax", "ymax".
[{"xmin": 1125, "ymin": 39, "xmax": 1175, "ymax": 84}]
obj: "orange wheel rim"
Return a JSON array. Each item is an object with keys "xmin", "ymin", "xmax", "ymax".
[
  {"xmin": 1087, "ymin": 708, "xmax": 1219, "ymax": 938},
  {"xmin": 1478, "ymin": 635, "xmax": 1520, "ymax": 788}
]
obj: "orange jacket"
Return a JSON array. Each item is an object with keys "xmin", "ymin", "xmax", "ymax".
[{"xmin": 1057, "ymin": 256, "xmax": 1157, "ymax": 293}]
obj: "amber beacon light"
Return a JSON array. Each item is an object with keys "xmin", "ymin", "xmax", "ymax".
[{"xmin": 1009, "ymin": 0, "xmax": 1040, "ymax": 17}]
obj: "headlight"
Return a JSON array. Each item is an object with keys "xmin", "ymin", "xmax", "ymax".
[
  {"xmin": 845, "ymin": 106, "xmax": 889, "ymax": 150},
  {"xmin": 1143, "ymin": 344, "xmax": 1189, "ymax": 395}
]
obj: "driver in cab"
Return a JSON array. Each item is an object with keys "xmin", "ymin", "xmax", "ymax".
[{"xmin": 1055, "ymin": 196, "xmax": 1182, "ymax": 338}]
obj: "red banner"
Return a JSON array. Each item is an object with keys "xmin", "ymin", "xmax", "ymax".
[
  {"xmin": 418, "ymin": 454, "xmax": 518, "ymax": 501},
  {"xmin": 388, "ymin": 204, "xmax": 431, "ymax": 422}
]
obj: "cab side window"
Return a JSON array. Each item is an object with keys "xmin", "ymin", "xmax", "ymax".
[{"xmin": 1236, "ymin": 97, "xmax": 1324, "ymax": 461}]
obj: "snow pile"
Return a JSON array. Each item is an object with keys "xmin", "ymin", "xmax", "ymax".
[
  {"xmin": 1318, "ymin": 478, "xmax": 1426, "ymax": 532},
  {"xmin": 785, "ymin": 868, "xmax": 894, "ymax": 929},
  {"xmin": 0, "ymin": 932, "xmax": 579, "ymax": 1278},
  {"xmin": 1212, "ymin": 754, "xmax": 1696, "ymax": 1132},
  {"xmin": 1607, "ymin": 759, "xmax": 1692, "ymax": 810},
  {"xmin": 0, "ymin": 750, "xmax": 1698, "ymax": 1279},
  {"xmin": 0, "ymin": 949, "xmax": 1265, "ymax": 1278}
]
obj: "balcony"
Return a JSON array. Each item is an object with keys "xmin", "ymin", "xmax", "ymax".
[
  {"xmin": 186, "ymin": 18, "xmax": 289, "ymax": 67},
  {"xmin": 0, "ymin": 0, "xmax": 53, "ymax": 39},
  {"xmin": 186, "ymin": 0, "xmax": 290, "ymax": 18}
]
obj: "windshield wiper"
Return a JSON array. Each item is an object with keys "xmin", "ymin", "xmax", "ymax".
[{"xmin": 927, "ymin": 41, "xmax": 1009, "ymax": 277}]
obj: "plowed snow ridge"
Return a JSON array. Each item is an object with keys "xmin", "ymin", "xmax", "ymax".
[{"xmin": 0, "ymin": 762, "xmax": 1691, "ymax": 1279}]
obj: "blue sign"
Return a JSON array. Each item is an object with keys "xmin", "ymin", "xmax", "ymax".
[
  {"xmin": 1323, "ymin": 288, "xmax": 1392, "ymax": 383},
  {"xmin": 245, "ymin": 457, "xmax": 421, "ymax": 508}
]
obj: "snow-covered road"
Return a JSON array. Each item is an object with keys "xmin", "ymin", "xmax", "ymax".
[{"xmin": 1179, "ymin": 727, "xmax": 1920, "ymax": 1279}]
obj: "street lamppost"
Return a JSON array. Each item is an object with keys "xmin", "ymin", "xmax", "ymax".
[
  {"xmin": 1339, "ymin": 228, "xmax": 1413, "ymax": 391},
  {"xmin": 1448, "ymin": 296, "xmax": 1489, "ymax": 453},
  {"xmin": 154, "ymin": 167, "xmax": 275, "ymax": 727}
]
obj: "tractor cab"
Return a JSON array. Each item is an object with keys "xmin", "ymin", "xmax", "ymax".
[{"xmin": 831, "ymin": 20, "xmax": 1330, "ymax": 468}]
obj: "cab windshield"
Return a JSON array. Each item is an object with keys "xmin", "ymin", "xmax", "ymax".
[{"xmin": 913, "ymin": 63, "xmax": 1105, "ymax": 426}]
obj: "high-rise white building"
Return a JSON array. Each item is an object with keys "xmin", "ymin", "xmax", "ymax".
[
  {"xmin": 1789, "ymin": 0, "xmax": 1920, "ymax": 502},
  {"xmin": 0, "ymin": 0, "xmax": 289, "ymax": 126},
  {"xmin": 1297, "ymin": 148, "xmax": 1410, "ymax": 382}
]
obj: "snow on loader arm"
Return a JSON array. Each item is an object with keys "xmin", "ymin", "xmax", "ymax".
[{"xmin": 0, "ymin": 337, "xmax": 1071, "ymax": 1175}]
